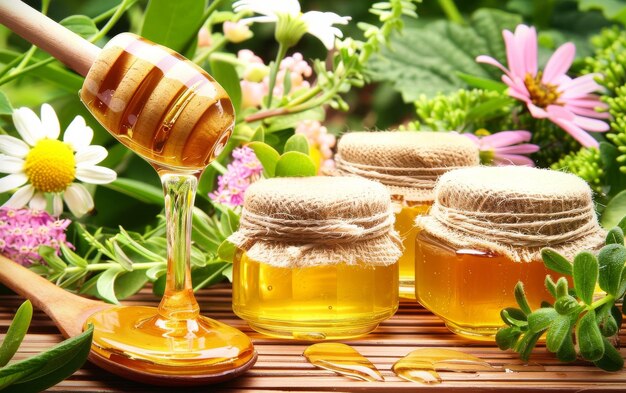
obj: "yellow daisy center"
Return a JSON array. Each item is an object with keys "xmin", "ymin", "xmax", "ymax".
[
  {"xmin": 23, "ymin": 139, "xmax": 76, "ymax": 193},
  {"xmin": 524, "ymin": 72, "xmax": 561, "ymax": 108}
]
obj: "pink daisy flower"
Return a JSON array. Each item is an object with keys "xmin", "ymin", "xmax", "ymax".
[
  {"xmin": 477, "ymin": 24, "xmax": 609, "ymax": 148},
  {"xmin": 464, "ymin": 130, "xmax": 540, "ymax": 167}
]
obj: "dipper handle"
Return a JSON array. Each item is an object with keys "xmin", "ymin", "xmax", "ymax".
[{"xmin": 0, "ymin": 0, "xmax": 100, "ymax": 76}]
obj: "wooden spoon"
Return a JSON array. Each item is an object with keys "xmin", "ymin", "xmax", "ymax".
[{"xmin": 0, "ymin": 255, "xmax": 257, "ymax": 385}]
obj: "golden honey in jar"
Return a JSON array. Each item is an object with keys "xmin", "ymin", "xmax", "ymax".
[
  {"xmin": 415, "ymin": 166, "xmax": 606, "ymax": 339},
  {"xmin": 334, "ymin": 131, "xmax": 479, "ymax": 298},
  {"xmin": 230, "ymin": 176, "xmax": 402, "ymax": 339}
]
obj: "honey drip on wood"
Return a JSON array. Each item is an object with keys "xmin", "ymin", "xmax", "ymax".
[
  {"xmin": 392, "ymin": 348, "xmax": 494, "ymax": 384},
  {"xmin": 303, "ymin": 343, "xmax": 384, "ymax": 382}
]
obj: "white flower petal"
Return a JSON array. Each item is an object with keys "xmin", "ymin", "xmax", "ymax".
[
  {"xmin": 0, "ymin": 173, "xmax": 28, "ymax": 193},
  {"xmin": 301, "ymin": 11, "xmax": 350, "ymax": 49},
  {"xmin": 52, "ymin": 193, "xmax": 63, "ymax": 216},
  {"xmin": 0, "ymin": 135, "xmax": 30, "ymax": 158},
  {"xmin": 63, "ymin": 116, "xmax": 93, "ymax": 151},
  {"xmin": 63, "ymin": 183, "xmax": 94, "ymax": 217},
  {"xmin": 40, "ymin": 103, "xmax": 60, "ymax": 140},
  {"xmin": 5, "ymin": 185, "xmax": 34, "ymax": 208},
  {"xmin": 12, "ymin": 107, "xmax": 44, "ymax": 145},
  {"xmin": 75, "ymin": 166, "xmax": 117, "ymax": 184},
  {"xmin": 75, "ymin": 145, "xmax": 108, "ymax": 166},
  {"xmin": 28, "ymin": 191, "xmax": 47, "ymax": 210},
  {"xmin": 0, "ymin": 155, "xmax": 25, "ymax": 174}
]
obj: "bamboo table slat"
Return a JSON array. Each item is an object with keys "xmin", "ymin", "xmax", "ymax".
[{"xmin": 1, "ymin": 284, "xmax": 625, "ymax": 392}]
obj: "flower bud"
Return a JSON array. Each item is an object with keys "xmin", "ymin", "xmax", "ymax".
[{"xmin": 223, "ymin": 21, "xmax": 253, "ymax": 43}]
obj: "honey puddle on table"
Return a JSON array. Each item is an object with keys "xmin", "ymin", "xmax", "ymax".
[{"xmin": 303, "ymin": 343, "xmax": 384, "ymax": 382}]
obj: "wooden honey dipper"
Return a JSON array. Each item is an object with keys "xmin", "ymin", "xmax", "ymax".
[{"xmin": 0, "ymin": 0, "xmax": 234, "ymax": 171}]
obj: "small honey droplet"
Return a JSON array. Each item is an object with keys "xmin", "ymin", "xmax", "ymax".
[
  {"xmin": 267, "ymin": 285, "xmax": 273, "ymax": 291},
  {"xmin": 328, "ymin": 305, "xmax": 333, "ymax": 310},
  {"xmin": 303, "ymin": 343, "xmax": 384, "ymax": 382},
  {"xmin": 504, "ymin": 362, "xmax": 545, "ymax": 372},
  {"xmin": 393, "ymin": 348, "xmax": 494, "ymax": 384}
]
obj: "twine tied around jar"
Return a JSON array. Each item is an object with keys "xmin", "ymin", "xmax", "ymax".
[
  {"xmin": 228, "ymin": 176, "xmax": 403, "ymax": 268},
  {"xmin": 416, "ymin": 166, "xmax": 607, "ymax": 263},
  {"xmin": 333, "ymin": 131, "xmax": 479, "ymax": 203}
]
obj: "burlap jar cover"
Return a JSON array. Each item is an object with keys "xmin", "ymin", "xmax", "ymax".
[
  {"xmin": 416, "ymin": 166, "xmax": 607, "ymax": 263},
  {"xmin": 333, "ymin": 131, "xmax": 480, "ymax": 203},
  {"xmin": 228, "ymin": 176, "xmax": 403, "ymax": 267}
]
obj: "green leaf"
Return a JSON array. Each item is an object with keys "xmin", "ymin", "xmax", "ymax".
[
  {"xmin": 114, "ymin": 270, "xmax": 149, "ymax": 301},
  {"xmin": 618, "ymin": 215, "xmax": 626, "ymax": 234},
  {"xmin": 555, "ymin": 276, "xmax": 569, "ymax": 298},
  {"xmin": 217, "ymin": 240, "xmax": 236, "ymax": 263},
  {"xmin": 601, "ymin": 190, "xmax": 626, "ymax": 229},
  {"xmin": 573, "ymin": 251, "xmax": 599, "ymax": 305},
  {"xmin": 0, "ymin": 50, "xmax": 83, "ymax": 92},
  {"xmin": 251, "ymin": 126, "xmax": 265, "ymax": 142},
  {"xmin": 248, "ymin": 142, "xmax": 280, "ymax": 177},
  {"xmin": 367, "ymin": 9, "xmax": 522, "ymax": 100},
  {"xmin": 597, "ymin": 244, "xmax": 626, "ymax": 296},
  {"xmin": 541, "ymin": 248, "xmax": 573, "ymax": 276},
  {"xmin": 0, "ymin": 301, "xmax": 32, "ymax": 367},
  {"xmin": 59, "ymin": 243, "xmax": 87, "ymax": 268},
  {"xmin": 495, "ymin": 326, "xmax": 522, "ymax": 350},
  {"xmin": 500, "ymin": 308, "xmax": 527, "ymax": 327},
  {"xmin": 275, "ymin": 151, "xmax": 317, "ymax": 177},
  {"xmin": 527, "ymin": 308, "xmax": 558, "ymax": 333},
  {"xmin": 140, "ymin": 0, "xmax": 206, "ymax": 53},
  {"xmin": 0, "ymin": 326, "xmax": 92, "ymax": 392},
  {"xmin": 554, "ymin": 295, "xmax": 580, "ymax": 315},
  {"xmin": 515, "ymin": 331, "xmax": 542, "ymax": 362},
  {"xmin": 556, "ymin": 333, "xmax": 577, "ymax": 363},
  {"xmin": 102, "ymin": 178, "xmax": 164, "ymax": 206},
  {"xmin": 59, "ymin": 15, "xmax": 98, "ymax": 39},
  {"xmin": 192, "ymin": 262, "xmax": 230, "ymax": 291},
  {"xmin": 606, "ymin": 227, "xmax": 624, "ymax": 245},
  {"xmin": 38, "ymin": 246, "xmax": 66, "ymax": 272},
  {"xmin": 576, "ymin": 310, "xmax": 605, "ymax": 362},
  {"xmin": 514, "ymin": 282, "xmax": 532, "ymax": 315},
  {"xmin": 546, "ymin": 314, "xmax": 571, "ymax": 353},
  {"xmin": 545, "ymin": 275, "xmax": 557, "ymax": 298},
  {"xmin": 96, "ymin": 267, "xmax": 125, "ymax": 304},
  {"xmin": 284, "ymin": 134, "xmax": 310, "ymax": 154},
  {"xmin": 0, "ymin": 91, "xmax": 13, "ymax": 115},
  {"xmin": 579, "ymin": 0, "xmax": 626, "ymax": 25},
  {"xmin": 456, "ymin": 72, "xmax": 508, "ymax": 92},
  {"xmin": 209, "ymin": 59, "xmax": 242, "ymax": 114},
  {"xmin": 593, "ymin": 337, "xmax": 625, "ymax": 372}
]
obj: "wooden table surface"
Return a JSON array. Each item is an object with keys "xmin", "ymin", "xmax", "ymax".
[{"xmin": 1, "ymin": 284, "xmax": 625, "ymax": 392}]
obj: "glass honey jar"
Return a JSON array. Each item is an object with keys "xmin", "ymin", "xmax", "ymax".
[
  {"xmin": 334, "ymin": 131, "xmax": 479, "ymax": 299},
  {"xmin": 415, "ymin": 166, "xmax": 606, "ymax": 340},
  {"xmin": 230, "ymin": 176, "xmax": 402, "ymax": 340}
]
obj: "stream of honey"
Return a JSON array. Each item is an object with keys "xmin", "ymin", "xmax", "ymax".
[
  {"xmin": 415, "ymin": 232, "xmax": 559, "ymax": 339},
  {"xmin": 233, "ymin": 252, "xmax": 399, "ymax": 339},
  {"xmin": 394, "ymin": 202, "xmax": 430, "ymax": 299}
]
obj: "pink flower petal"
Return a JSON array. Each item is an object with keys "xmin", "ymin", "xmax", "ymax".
[
  {"xmin": 566, "ymin": 105, "xmax": 611, "ymax": 119},
  {"xmin": 496, "ymin": 144, "xmax": 540, "ymax": 154},
  {"xmin": 560, "ymin": 74, "xmax": 603, "ymax": 98},
  {"xmin": 494, "ymin": 153, "xmax": 535, "ymax": 166},
  {"xmin": 527, "ymin": 103, "xmax": 549, "ymax": 118},
  {"xmin": 546, "ymin": 104, "xmax": 575, "ymax": 121},
  {"xmin": 565, "ymin": 96, "xmax": 608, "ymax": 109},
  {"xmin": 503, "ymin": 75, "xmax": 530, "ymax": 98},
  {"xmin": 572, "ymin": 116, "xmax": 609, "ymax": 132},
  {"xmin": 550, "ymin": 117, "xmax": 599, "ymax": 148},
  {"xmin": 523, "ymin": 26, "xmax": 537, "ymax": 75},
  {"xmin": 503, "ymin": 30, "xmax": 525, "ymax": 79},
  {"xmin": 482, "ymin": 130, "xmax": 532, "ymax": 147},
  {"xmin": 476, "ymin": 55, "xmax": 511, "ymax": 77},
  {"xmin": 542, "ymin": 42, "xmax": 575, "ymax": 84}
]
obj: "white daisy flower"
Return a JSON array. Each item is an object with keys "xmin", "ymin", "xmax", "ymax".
[
  {"xmin": 0, "ymin": 104, "xmax": 117, "ymax": 217},
  {"xmin": 233, "ymin": 0, "xmax": 350, "ymax": 49}
]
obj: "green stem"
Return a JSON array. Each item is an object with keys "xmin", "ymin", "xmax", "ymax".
[
  {"xmin": 589, "ymin": 294, "xmax": 615, "ymax": 311},
  {"xmin": 89, "ymin": 0, "xmax": 136, "ymax": 43},
  {"xmin": 193, "ymin": 263, "xmax": 229, "ymax": 291},
  {"xmin": 193, "ymin": 36, "xmax": 227, "ymax": 64},
  {"xmin": 180, "ymin": 0, "xmax": 226, "ymax": 55},
  {"xmin": 285, "ymin": 85, "xmax": 322, "ymax": 108},
  {"xmin": 437, "ymin": 0, "xmax": 464, "ymax": 24},
  {"xmin": 210, "ymin": 160, "xmax": 228, "ymax": 175},
  {"xmin": 266, "ymin": 42, "xmax": 288, "ymax": 108},
  {"xmin": 64, "ymin": 261, "xmax": 164, "ymax": 274},
  {"xmin": 208, "ymin": 52, "xmax": 245, "ymax": 67}
]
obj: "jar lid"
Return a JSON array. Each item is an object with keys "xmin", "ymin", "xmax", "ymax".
[
  {"xmin": 417, "ymin": 166, "xmax": 606, "ymax": 262},
  {"xmin": 334, "ymin": 131, "xmax": 479, "ymax": 202},
  {"xmin": 228, "ymin": 176, "xmax": 402, "ymax": 267}
]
